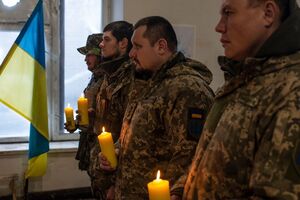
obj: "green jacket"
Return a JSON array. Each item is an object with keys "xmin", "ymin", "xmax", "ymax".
[
  {"xmin": 184, "ymin": 3, "xmax": 300, "ymax": 199},
  {"xmin": 75, "ymin": 63, "xmax": 105, "ymax": 170},
  {"xmin": 114, "ymin": 52, "xmax": 214, "ymax": 199},
  {"xmin": 87, "ymin": 55, "xmax": 148, "ymax": 197}
]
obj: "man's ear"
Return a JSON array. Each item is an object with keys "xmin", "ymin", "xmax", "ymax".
[
  {"xmin": 263, "ymin": 0, "xmax": 281, "ymax": 28},
  {"xmin": 119, "ymin": 38, "xmax": 129, "ymax": 50},
  {"xmin": 156, "ymin": 38, "xmax": 168, "ymax": 55}
]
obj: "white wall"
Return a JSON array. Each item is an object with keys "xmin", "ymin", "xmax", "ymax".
[
  {"xmin": 121, "ymin": 0, "xmax": 225, "ymax": 90},
  {"xmin": 0, "ymin": 146, "xmax": 90, "ymax": 197}
]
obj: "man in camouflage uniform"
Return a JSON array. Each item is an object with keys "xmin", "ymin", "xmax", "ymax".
[
  {"xmin": 65, "ymin": 33, "xmax": 103, "ymax": 171},
  {"xmin": 184, "ymin": 0, "xmax": 300, "ymax": 199},
  {"xmin": 97, "ymin": 55, "xmax": 151, "ymax": 199},
  {"xmin": 100, "ymin": 16, "xmax": 214, "ymax": 199},
  {"xmin": 87, "ymin": 21, "xmax": 134, "ymax": 199}
]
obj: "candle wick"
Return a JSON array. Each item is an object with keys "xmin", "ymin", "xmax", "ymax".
[{"xmin": 156, "ymin": 170, "xmax": 161, "ymax": 180}]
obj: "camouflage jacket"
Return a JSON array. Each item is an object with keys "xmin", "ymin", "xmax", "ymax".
[
  {"xmin": 88, "ymin": 58, "xmax": 150, "ymax": 194},
  {"xmin": 75, "ymin": 66, "xmax": 105, "ymax": 171},
  {"xmin": 184, "ymin": 5, "xmax": 300, "ymax": 199},
  {"xmin": 114, "ymin": 52, "xmax": 214, "ymax": 199},
  {"xmin": 76, "ymin": 57, "xmax": 127, "ymax": 171},
  {"xmin": 84, "ymin": 74, "xmax": 104, "ymax": 110},
  {"xmin": 183, "ymin": 52, "xmax": 300, "ymax": 199},
  {"xmin": 93, "ymin": 55, "xmax": 130, "ymax": 138},
  {"xmin": 87, "ymin": 55, "xmax": 132, "ymax": 179}
]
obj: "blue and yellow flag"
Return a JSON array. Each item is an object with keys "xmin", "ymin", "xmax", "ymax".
[{"xmin": 0, "ymin": 0, "xmax": 49, "ymax": 178}]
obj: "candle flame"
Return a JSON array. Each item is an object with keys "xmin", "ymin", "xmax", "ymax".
[
  {"xmin": 156, "ymin": 170, "xmax": 160, "ymax": 180},
  {"xmin": 81, "ymin": 93, "xmax": 84, "ymax": 98},
  {"xmin": 102, "ymin": 127, "xmax": 105, "ymax": 133},
  {"xmin": 67, "ymin": 103, "xmax": 70, "ymax": 107}
]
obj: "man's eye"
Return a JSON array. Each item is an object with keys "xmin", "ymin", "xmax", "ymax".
[{"xmin": 223, "ymin": 9, "xmax": 233, "ymax": 16}]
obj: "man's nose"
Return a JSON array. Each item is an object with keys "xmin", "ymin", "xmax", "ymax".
[
  {"xmin": 215, "ymin": 17, "xmax": 226, "ymax": 33},
  {"xmin": 99, "ymin": 41, "xmax": 104, "ymax": 48},
  {"xmin": 129, "ymin": 48, "xmax": 136, "ymax": 58}
]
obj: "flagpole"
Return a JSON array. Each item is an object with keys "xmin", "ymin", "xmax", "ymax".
[{"xmin": 24, "ymin": 178, "xmax": 29, "ymax": 200}]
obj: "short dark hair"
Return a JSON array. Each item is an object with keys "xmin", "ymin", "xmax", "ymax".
[
  {"xmin": 249, "ymin": 0, "xmax": 290, "ymax": 21},
  {"xmin": 103, "ymin": 21, "xmax": 133, "ymax": 53},
  {"xmin": 134, "ymin": 16, "xmax": 178, "ymax": 52}
]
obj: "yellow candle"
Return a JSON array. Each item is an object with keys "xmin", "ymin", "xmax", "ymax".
[
  {"xmin": 148, "ymin": 170, "xmax": 171, "ymax": 200},
  {"xmin": 97, "ymin": 127, "xmax": 117, "ymax": 168},
  {"xmin": 64, "ymin": 103, "xmax": 76, "ymax": 130},
  {"xmin": 77, "ymin": 93, "xmax": 89, "ymax": 125}
]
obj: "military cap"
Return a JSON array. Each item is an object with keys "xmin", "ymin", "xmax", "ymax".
[{"xmin": 77, "ymin": 33, "xmax": 103, "ymax": 56}]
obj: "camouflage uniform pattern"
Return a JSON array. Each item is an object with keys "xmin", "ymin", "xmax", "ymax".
[
  {"xmin": 77, "ymin": 33, "xmax": 103, "ymax": 56},
  {"xmin": 114, "ymin": 52, "xmax": 214, "ymax": 199},
  {"xmin": 75, "ymin": 74, "xmax": 105, "ymax": 170},
  {"xmin": 93, "ymin": 55, "xmax": 131, "ymax": 138},
  {"xmin": 87, "ymin": 55, "xmax": 134, "ymax": 197},
  {"xmin": 75, "ymin": 33, "xmax": 103, "ymax": 171},
  {"xmin": 184, "ymin": 5, "xmax": 300, "ymax": 197},
  {"xmin": 184, "ymin": 53, "xmax": 300, "ymax": 200},
  {"xmin": 184, "ymin": 4, "xmax": 300, "ymax": 200}
]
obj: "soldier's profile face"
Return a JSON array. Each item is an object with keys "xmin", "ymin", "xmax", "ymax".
[
  {"xmin": 129, "ymin": 26, "xmax": 162, "ymax": 72},
  {"xmin": 215, "ymin": 0, "xmax": 269, "ymax": 61},
  {"xmin": 85, "ymin": 54, "xmax": 98, "ymax": 71},
  {"xmin": 100, "ymin": 31, "xmax": 121, "ymax": 59}
]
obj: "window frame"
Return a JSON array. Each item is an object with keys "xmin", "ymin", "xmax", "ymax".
[{"xmin": 0, "ymin": 0, "xmax": 109, "ymax": 143}]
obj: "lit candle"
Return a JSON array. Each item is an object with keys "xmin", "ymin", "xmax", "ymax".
[
  {"xmin": 77, "ymin": 93, "xmax": 89, "ymax": 125},
  {"xmin": 64, "ymin": 103, "xmax": 76, "ymax": 130},
  {"xmin": 97, "ymin": 127, "xmax": 117, "ymax": 168},
  {"xmin": 148, "ymin": 170, "xmax": 171, "ymax": 200}
]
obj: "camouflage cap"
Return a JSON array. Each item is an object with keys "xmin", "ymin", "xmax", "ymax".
[{"xmin": 77, "ymin": 33, "xmax": 103, "ymax": 56}]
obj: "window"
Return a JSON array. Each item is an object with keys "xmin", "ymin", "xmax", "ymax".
[
  {"xmin": 0, "ymin": 31, "xmax": 30, "ymax": 139},
  {"xmin": 0, "ymin": 1, "xmax": 104, "ymax": 142},
  {"xmin": 0, "ymin": 1, "xmax": 38, "ymax": 142},
  {"xmin": 64, "ymin": 0, "xmax": 102, "ymax": 122}
]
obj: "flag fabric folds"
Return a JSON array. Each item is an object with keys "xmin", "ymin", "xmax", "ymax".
[{"xmin": 0, "ymin": 0, "xmax": 49, "ymax": 178}]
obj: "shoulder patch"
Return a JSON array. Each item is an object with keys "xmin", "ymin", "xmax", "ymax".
[{"xmin": 187, "ymin": 108, "xmax": 206, "ymax": 140}]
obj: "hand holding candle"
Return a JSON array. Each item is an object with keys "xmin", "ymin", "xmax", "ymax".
[
  {"xmin": 77, "ymin": 93, "xmax": 89, "ymax": 125},
  {"xmin": 64, "ymin": 103, "xmax": 76, "ymax": 131},
  {"xmin": 98, "ymin": 127, "xmax": 117, "ymax": 169},
  {"xmin": 148, "ymin": 170, "xmax": 171, "ymax": 200}
]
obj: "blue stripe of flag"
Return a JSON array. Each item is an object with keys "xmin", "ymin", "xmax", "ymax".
[
  {"xmin": 15, "ymin": 0, "xmax": 45, "ymax": 68},
  {"xmin": 28, "ymin": 123, "xmax": 49, "ymax": 159}
]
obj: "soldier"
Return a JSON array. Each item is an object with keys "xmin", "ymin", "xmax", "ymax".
[
  {"xmin": 184, "ymin": 0, "xmax": 300, "ymax": 199},
  {"xmin": 65, "ymin": 33, "xmax": 103, "ymax": 171},
  {"xmin": 87, "ymin": 21, "xmax": 134, "ymax": 199},
  {"xmin": 93, "ymin": 21, "xmax": 134, "ymax": 141},
  {"xmin": 100, "ymin": 16, "xmax": 214, "ymax": 199}
]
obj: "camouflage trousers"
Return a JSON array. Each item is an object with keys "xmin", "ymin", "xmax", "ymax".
[
  {"xmin": 91, "ymin": 178, "xmax": 106, "ymax": 200},
  {"xmin": 90, "ymin": 172, "xmax": 115, "ymax": 199},
  {"xmin": 89, "ymin": 140, "xmax": 114, "ymax": 199}
]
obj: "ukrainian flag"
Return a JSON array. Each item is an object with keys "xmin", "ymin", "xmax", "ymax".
[{"xmin": 0, "ymin": 0, "xmax": 49, "ymax": 178}]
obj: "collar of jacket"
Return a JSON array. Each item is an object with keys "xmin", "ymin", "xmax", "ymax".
[
  {"xmin": 93, "ymin": 54, "xmax": 130, "ymax": 78},
  {"xmin": 138, "ymin": 52, "xmax": 185, "ymax": 98},
  {"xmin": 256, "ymin": 2, "xmax": 300, "ymax": 57},
  {"xmin": 150, "ymin": 51, "xmax": 213, "ymax": 86},
  {"xmin": 217, "ymin": 51, "xmax": 300, "ymax": 98},
  {"xmin": 150, "ymin": 52, "xmax": 186, "ymax": 82}
]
